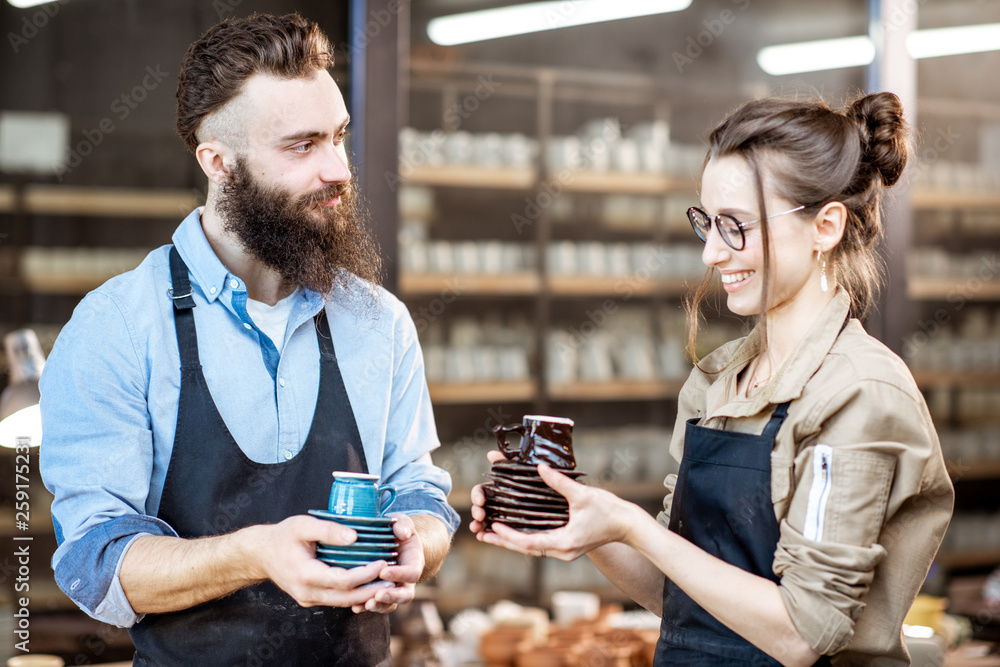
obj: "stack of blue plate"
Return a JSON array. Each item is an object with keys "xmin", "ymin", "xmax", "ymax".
[{"xmin": 308, "ymin": 509, "xmax": 399, "ymax": 568}]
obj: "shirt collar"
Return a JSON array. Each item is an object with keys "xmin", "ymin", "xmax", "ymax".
[
  {"xmin": 700, "ymin": 289, "xmax": 853, "ymax": 419},
  {"xmin": 171, "ymin": 208, "xmax": 329, "ymax": 316},
  {"xmin": 171, "ymin": 208, "xmax": 231, "ymax": 304},
  {"xmin": 769, "ymin": 289, "xmax": 851, "ymax": 403}
]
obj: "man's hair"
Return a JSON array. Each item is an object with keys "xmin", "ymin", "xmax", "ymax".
[{"xmin": 175, "ymin": 13, "xmax": 333, "ymax": 153}]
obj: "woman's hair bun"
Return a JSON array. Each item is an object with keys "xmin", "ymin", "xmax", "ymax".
[{"xmin": 846, "ymin": 91, "xmax": 910, "ymax": 187}]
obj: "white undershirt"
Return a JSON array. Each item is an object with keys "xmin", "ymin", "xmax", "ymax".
[{"xmin": 246, "ymin": 287, "xmax": 300, "ymax": 352}]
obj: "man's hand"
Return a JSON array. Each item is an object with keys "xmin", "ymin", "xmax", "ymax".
[
  {"xmin": 251, "ymin": 515, "xmax": 397, "ymax": 610},
  {"xmin": 122, "ymin": 515, "xmax": 394, "ymax": 615},
  {"xmin": 347, "ymin": 514, "xmax": 424, "ymax": 614},
  {"xmin": 123, "ymin": 512, "xmax": 452, "ymax": 617}
]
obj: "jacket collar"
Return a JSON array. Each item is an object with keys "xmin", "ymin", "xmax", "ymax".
[{"xmin": 700, "ymin": 289, "xmax": 852, "ymax": 420}]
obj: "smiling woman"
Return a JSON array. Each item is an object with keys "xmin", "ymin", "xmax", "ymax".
[
  {"xmin": 470, "ymin": 91, "xmax": 953, "ymax": 667},
  {"xmin": 687, "ymin": 92, "xmax": 910, "ymax": 365}
]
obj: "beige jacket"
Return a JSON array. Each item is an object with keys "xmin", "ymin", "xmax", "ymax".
[{"xmin": 657, "ymin": 290, "xmax": 954, "ymax": 665}]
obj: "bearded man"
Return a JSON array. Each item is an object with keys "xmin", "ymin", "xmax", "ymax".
[{"xmin": 39, "ymin": 14, "xmax": 457, "ymax": 666}]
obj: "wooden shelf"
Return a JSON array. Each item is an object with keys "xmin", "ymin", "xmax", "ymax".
[
  {"xmin": 428, "ymin": 378, "xmax": 685, "ymax": 405},
  {"xmin": 399, "ymin": 273, "xmax": 698, "ymax": 298},
  {"xmin": 946, "ymin": 460, "xmax": 1000, "ymax": 481},
  {"xmin": 0, "ymin": 184, "xmax": 16, "ymax": 211},
  {"xmin": 21, "ymin": 275, "xmax": 107, "ymax": 295},
  {"xmin": 399, "ymin": 165, "xmax": 698, "ymax": 195},
  {"xmin": 912, "ymin": 188, "xmax": 1000, "ymax": 211},
  {"xmin": 547, "ymin": 275, "xmax": 693, "ymax": 297},
  {"xmin": 401, "ymin": 165, "xmax": 536, "ymax": 190},
  {"xmin": 559, "ymin": 170, "xmax": 695, "ymax": 195},
  {"xmin": 0, "ymin": 184, "xmax": 198, "ymax": 218},
  {"xmin": 913, "ymin": 370, "xmax": 1000, "ymax": 389},
  {"xmin": 908, "ymin": 276, "xmax": 1000, "ymax": 301},
  {"xmin": 548, "ymin": 379, "xmax": 684, "ymax": 402},
  {"xmin": 399, "ymin": 272, "xmax": 540, "ymax": 296},
  {"xmin": 936, "ymin": 548, "xmax": 1000, "ymax": 570},
  {"xmin": 428, "ymin": 380, "xmax": 536, "ymax": 404}
]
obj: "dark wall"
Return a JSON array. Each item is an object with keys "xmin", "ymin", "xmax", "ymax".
[{"xmin": 1, "ymin": 0, "xmax": 349, "ymax": 190}]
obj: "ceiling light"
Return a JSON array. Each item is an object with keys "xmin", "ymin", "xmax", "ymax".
[
  {"xmin": 0, "ymin": 330, "xmax": 45, "ymax": 449},
  {"xmin": 759, "ymin": 22, "xmax": 1000, "ymax": 76},
  {"xmin": 757, "ymin": 36, "xmax": 876, "ymax": 76},
  {"xmin": 907, "ymin": 23, "xmax": 1000, "ymax": 59},
  {"xmin": 6, "ymin": 0, "xmax": 58, "ymax": 8},
  {"xmin": 427, "ymin": 0, "xmax": 692, "ymax": 46},
  {"xmin": 0, "ymin": 405, "xmax": 41, "ymax": 449}
]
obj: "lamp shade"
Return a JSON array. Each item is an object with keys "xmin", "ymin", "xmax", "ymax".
[{"xmin": 0, "ymin": 329, "xmax": 46, "ymax": 447}]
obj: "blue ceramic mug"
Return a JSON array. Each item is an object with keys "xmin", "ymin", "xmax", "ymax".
[{"xmin": 328, "ymin": 472, "xmax": 397, "ymax": 517}]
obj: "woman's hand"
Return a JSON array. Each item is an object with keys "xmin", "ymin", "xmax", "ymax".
[
  {"xmin": 469, "ymin": 449, "xmax": 507, "ymax": 536},
  {"xmin": 474, "ymin": 462, "xmax": 646, "ymax": 561}
]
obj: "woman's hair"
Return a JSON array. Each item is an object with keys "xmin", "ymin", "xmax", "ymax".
[
  {"xmin": 686, "ymin": 91, "xmax": 910, "ymax": 362},
  {"xmin": 175, "ymin": 13, "xmax": 334, "ymax": 154}
]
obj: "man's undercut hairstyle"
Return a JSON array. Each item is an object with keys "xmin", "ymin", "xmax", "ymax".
[{"xmin": 175, "ymin": 13, "xmax": 334, "ymax": 153}]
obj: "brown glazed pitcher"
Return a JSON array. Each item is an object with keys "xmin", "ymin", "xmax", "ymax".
[{"xmin": 493, "ymin": 415, "xmax": 575, "ymax": 468}]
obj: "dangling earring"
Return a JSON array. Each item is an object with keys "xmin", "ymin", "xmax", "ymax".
[
  {"xmin": 817, "ymin": 250, "xmax": 829, "ymax": 292},
  {"xmin": 221, "ymin": 181, "xmax": 227, "ymax": 194}
]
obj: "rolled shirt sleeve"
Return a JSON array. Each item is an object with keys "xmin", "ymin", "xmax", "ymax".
[
  {"xmin": 40, "ymin": 290, "xmax": 165, "ymax": 627},
  {"xmin": 774, "ymin": 377, "xmax": 949, "ymax": 655}
]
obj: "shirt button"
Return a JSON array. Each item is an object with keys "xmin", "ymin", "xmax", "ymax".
[
  {"xmin": 278, "ymin": 378, "xmax": 286, "ymax": 387},
  {"xmin": 230, "ymin": 279, "xmax": 239, "ymax": 289},
  {"xmin": 209, "ymin": 286, "xmax": 217, "ymax": 295},
  {"xmin": 243, "ymin": 323, "xmax": 252, "ymax": 330},
  {"xmin": 283, "ymin": 450, "xmax": 293, "ymax": 460}
]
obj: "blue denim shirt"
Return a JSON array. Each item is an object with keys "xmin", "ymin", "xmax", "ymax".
[{"xmin": 39, "ymin": 209, "xmax": 459, "ymax": 627}]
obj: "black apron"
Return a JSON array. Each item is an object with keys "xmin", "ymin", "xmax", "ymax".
[
  {"xmin": 130, "ymin": 247, "xmax": 390, "ymax": 666},
  {"xmin": 654, "ymin": 401, "xmax": 833, "ymax": 666}
]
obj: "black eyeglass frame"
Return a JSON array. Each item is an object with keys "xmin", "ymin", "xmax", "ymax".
[{"xmin": 686, "ymin": 205, "xmax": 806, "ymax": 251}]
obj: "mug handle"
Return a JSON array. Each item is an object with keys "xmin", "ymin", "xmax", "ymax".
[
  {"xmin": 492, "ymin": 424, "xmax": 525, "ymax": 457},
  {"xmin": 377, "ymin": 484, "xmax": 397, "ymax": 515}
]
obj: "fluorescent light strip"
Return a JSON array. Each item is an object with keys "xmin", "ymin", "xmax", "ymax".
[
  {"xmin": 758, "ymin": 36, "xmax": 876, "ymax": 76},
  {"xmin": 760, "ymin": 22, "xmax": 1000, "ymax": 75},
  {"xmin": 427, "ymin": 0, "xmax": 692, "ymax": 46},
  {"xmin": 907, "ymin": 22, "xmax": 1000, "ymax": 59},
  {"xmin": 6, "ymin": 0, "xmax": 57, "ymax": 8}
]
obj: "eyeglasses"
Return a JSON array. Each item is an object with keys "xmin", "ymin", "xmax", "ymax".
[{"xmin": 687, "ymin": 205, "xmax": 807, "ymax": 251}]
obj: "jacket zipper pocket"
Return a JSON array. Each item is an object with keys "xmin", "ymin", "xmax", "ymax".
[{"xmin": 803, "ymin": 444, "xmax": 832, "ymax": 541}]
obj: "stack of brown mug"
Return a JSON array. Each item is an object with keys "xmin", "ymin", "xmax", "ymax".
[{"xmin": 484, "ymin": 415, "xmax": 584, "ymax": 532}]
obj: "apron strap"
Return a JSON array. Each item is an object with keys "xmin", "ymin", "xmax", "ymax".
[
  {"xmin": 314, "ymin": 308, "xmax": 337, "ymax": 362},
  {"xmin": 168, "ymin": 246, "xmax": 196, "ymax": 310},
  {"xmin": 759, "ymin": 401, "xmax": 791, "ymax": 441},
  {"xmin": 168, "ymin": 246, "xmax": 200, "ymax": 368}
]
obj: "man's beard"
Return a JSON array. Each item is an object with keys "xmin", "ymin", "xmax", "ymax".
[{"xmin": 216, "ymin": 158, "xmax": 382, "ymax": 295}]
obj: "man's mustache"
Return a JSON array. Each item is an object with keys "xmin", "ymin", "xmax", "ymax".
[{"xmin": 303, "ymin": 182, "xmax": 351, "ymax": 207}]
